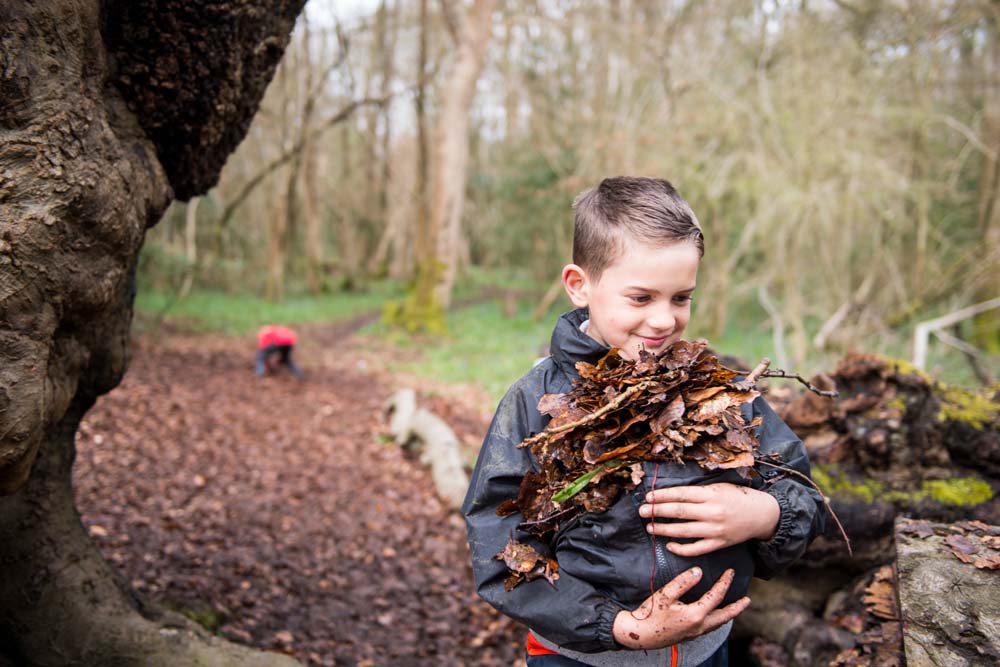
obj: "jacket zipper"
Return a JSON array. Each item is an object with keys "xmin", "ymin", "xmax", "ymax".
[
  {"xmin": 653, "ymin": 535, "xmax": 672, "ymax": 589},
  {"xmin": 645, "ymin": 461, "xmax": 673, "ymax": 590}
]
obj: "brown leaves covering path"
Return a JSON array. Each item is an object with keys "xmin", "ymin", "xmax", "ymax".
[{"xmin": 73, "ymin": 334, "xmax": 523, "ymax": 667}]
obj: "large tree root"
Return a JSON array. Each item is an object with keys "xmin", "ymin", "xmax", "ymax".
[{"xmin": 0, "ymin": 402, "xmax": 300, "ymax": 667}]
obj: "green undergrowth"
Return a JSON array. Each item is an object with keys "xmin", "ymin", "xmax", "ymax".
[
  {"xmin": 813, "ymin": 465, "xmax": 994, "ymax": 507},
  {"xmin": 363, "ymin": 293, "xmax": 569, "ymax": 403},
  {"xmin": 692, "ymin": 298, "xmax": 992, "ymax": 391},
  {"xmin": 134, "ymin": 283, "xmax": 407, "ymax": 336},
  {"xmin": 133, "ymin": 272, "xmax": 994, "ymax": 406}
]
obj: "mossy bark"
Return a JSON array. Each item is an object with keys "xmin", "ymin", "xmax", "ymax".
[{"xmin": 1, "ymin": 0, "xmax": 303, "ymax": 663}]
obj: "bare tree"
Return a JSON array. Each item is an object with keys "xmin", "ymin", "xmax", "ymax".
[{"xmin": 428, "ymin": 0, "xmax": 498, "ymax": 309}]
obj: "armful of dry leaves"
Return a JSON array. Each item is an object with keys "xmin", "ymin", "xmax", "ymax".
[{"xmin": 493, "ymin": 339, "xmax": 845, "ymax": 591}]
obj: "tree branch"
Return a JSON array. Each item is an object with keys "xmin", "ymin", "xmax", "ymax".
[
  {"xmin": 218, "ymin": 94, "xmax": 391, "ymax": 232},
  {"xmin": 761, "ymin": 369, "xmax": 840, "ymax": 397}
]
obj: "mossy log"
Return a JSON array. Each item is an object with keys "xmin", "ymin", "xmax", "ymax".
[
  {"xmin": 778, "ymin": 353, "xmax": 998, "ymax": 567},
  {"xmin": 732, "ymin": 353, "xmax": 999, "ymax": 666}
]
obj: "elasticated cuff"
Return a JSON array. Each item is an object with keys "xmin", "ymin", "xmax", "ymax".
[
  {"xmin": 758, "ymin": 484, "xmax": 794, "ymax": 560},
  {"xmin": 595, "ymin": 599, "xmax": 627, "ymax": 651}
]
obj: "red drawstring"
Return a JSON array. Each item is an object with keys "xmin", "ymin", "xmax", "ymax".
[{"xmin": 649, "ymin": 463, "xmax": 660, "ymax": 597}]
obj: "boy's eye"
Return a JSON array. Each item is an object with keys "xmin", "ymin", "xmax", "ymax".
[
  {"xmin": 673, "ymin": 295, "xmax": 693, "ymax": 304},
  {"xmin": 629, "ymin": 295, "xmax": 651, "ymax": 304}
]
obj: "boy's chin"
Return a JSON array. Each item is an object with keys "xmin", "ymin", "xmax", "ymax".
[
  {"xmin": 622, "ymin": 340, "xmax": 676, "ymax": 360},
  {"xmin": 620, "ymin": 346, "xmax": 658, "ymax": 361}
]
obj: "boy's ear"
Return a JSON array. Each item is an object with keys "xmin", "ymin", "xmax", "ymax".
[{"xmin": 561, "ymin": 264, "xmax": 591, "ymax": 309}]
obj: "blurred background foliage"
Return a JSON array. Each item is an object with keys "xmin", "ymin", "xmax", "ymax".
[{"xmin": 137, "ymin": 0, "xmax": 1000, "ymax": 398}]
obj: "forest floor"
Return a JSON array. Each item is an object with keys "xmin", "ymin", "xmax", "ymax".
[{"xmin": 73, "ymin": 326, "xmax": 525, "ymax": 667}]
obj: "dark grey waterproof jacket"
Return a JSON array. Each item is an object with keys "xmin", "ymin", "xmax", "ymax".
[{"xmin": 462, "ymin": 309, "xmax": 827, "ymax": 655}]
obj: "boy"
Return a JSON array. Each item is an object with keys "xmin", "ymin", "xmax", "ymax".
[
  {"xmin": 462, "ymin": 177, "xmax": 826, "ymax": 666},
  {"xmin": 254, "ymin": 324, "xmax": 304, "ymax": 380}
]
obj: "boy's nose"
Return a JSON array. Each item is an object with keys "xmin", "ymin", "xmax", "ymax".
[{"xmin": 647, "ymin": 304, "xmax": 676, "ymax": 332}]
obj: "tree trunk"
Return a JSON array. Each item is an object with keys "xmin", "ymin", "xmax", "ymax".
[
  {"xmin": 972, "ymin": 22, "xmax": 1000, "ymax": 355},
  {"xmin": 303, "ymin": 141, "xmax": 326, "ymax": 292},
  {"xmin": 378, "ymin": 0, "xmax": 398, "ymax": 253},
  {"xmin": 0, "ymin": 1, "xmax": 303, "ymax": 662},
  {"xmin": 268, "ymin": 62, "xmax": 294, "ymax": 301},
  {"xmin": 427, "ymin": 0, "xmax": 497, "ymax": 309},
  {"xmin": 179, "ymin": 197, "xmax": 199, "ymax": 298},
  {"xmin": 338, "ymin": 120, "xmax": 361, "ymax": 284},
  {"xmin": 413, "ymin": 0, "xmax": 432, "ymax": 272},
  {"xmin": 267, "ymin": 193, "xmax": 289, "ymax": 301}
]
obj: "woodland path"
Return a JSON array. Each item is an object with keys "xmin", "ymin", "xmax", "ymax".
[{"xmin": 73, "ymin": 328, "xmax": 524, "ymax": 667}]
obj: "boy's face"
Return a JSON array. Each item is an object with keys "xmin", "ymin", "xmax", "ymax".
[{"xmin": 563, "ymin": 238, "xmax": 700, "ymax": 361}]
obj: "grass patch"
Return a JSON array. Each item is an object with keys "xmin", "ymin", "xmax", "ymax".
[
  {"xmin": 364, "ymin": 292, "xmax": 567, "ymax": 403},
  {"xmin": 134, "ymin": 283, "xmax": 406, "ymax": 336}
]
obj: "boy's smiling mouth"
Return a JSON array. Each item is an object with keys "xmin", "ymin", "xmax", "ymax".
[{"xmin": 638, "ymin": 335, "xmax": 668, "ymax": 349}]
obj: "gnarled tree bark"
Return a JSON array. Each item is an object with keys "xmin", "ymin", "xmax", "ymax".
[{"xmin": 0, "ymin": 1, "xmax": 304, "ymax": 664}]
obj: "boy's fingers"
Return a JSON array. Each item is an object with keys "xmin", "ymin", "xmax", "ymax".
[
  {"xmin": 646, "ymin": 518, "xmax": 708, "ymax": 536},
  {"xmin": 701, "ymin": 596, "xmax": 751, "ymax": 630},
  {"xmin": 656, "ymin": 566, "xmax": 704, "ymax": 602},
  {"xmin": 645, "ymin": 486, "xmax": 709, "ymax": 504},
  {"xmin": 694, "ymin": 568, "xmax": 735, "ymax": 609},
  {"xmin": 640, "ymin": 501, "xmax": 709, "ymax": 520},
  {"xmin": 664, "ymin": 537, "xmax": 726, "ymax": 557}
]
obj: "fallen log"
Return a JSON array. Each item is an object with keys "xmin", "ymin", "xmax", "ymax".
[
  {"xmin": 384, "ymin": 389, "xmax": 469, "ymax": 510},
  {"xmin": 895, "ymin": 517, "xmax": 1000, "ymax": 666},
  {"xmin": 731, "ymin": 352, "xmax": 999, "ymax": 666}
]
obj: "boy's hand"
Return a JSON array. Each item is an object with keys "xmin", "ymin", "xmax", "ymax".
[
  {"xmin": 638, "ymin": 483, "xmax": 780, "ymax": 557},
  {"xmin": 612, "ymin": 567, "xmax": 749, "ymax": 649}
]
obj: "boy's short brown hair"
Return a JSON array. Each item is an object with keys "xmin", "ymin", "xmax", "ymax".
[{"xmin": 572, "ymin": 176, "xmax": 704, "ymax": 279}]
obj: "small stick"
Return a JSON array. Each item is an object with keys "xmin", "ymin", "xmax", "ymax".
[
  {"xmin": 517, "ymin": 506, "xmax": 577, "ymax": 530},
  {"xmin": 520, "ymin": 379, "xmax": 657, "ymax": 447},
  {"xmin": 755, "ymin": 457, "xmax": 852, "ymax": 556},
  {"xmin": 743, "ymin": 357, "xmax": 771, "ymax": 386},
  {"xmin": 761, "ymin": 369, "xmax": 839, "ymax": 398}
]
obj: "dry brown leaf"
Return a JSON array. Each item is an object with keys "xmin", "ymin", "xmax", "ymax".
[{"xmin": 862, "ymin": 566, "xmax": 898, "ymax": 621}]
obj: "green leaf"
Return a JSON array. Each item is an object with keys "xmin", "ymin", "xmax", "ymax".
[{"xmin": 551, "ymin": 459, "xmax": 630, "ymax": 503}]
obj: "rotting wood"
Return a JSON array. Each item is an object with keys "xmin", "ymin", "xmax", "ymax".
[{"xmin": 385, "ymin": 388, "xmax": 469, "ymax": 509}]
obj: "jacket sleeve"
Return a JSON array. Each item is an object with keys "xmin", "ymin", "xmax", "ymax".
[
  {"xmin": 461, "ymin": 374, "xmax": 625, "ymax": 652},
  {"xmin": 748, "ymin": 396, "xmax": 828, "ymax": 579}
]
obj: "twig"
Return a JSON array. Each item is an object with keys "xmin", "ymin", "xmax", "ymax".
[
  {"xmin": 761, "ymin": 369, "xmax": 839, "ymax": 398},
  {"xmin": 519, "ymin": 380, "xmax": 657, "ymax": 447},
  {"xmin": 814, "ymin": 273, "xmax": 875, "ymax": 349},
  {"xmin": 741, "ymin": 357, "xmax": 771, "ymax": 387},
  {"xmin": 516, "ymin": 507, "xmax": 577, "ymax": 531},
  {"xmin": 754, "ymin": 457, "xmax": 852, "ymax": 556},
  {"xmin": 217, "ymin": 94, "xmax": 391, "ymax": 232}
]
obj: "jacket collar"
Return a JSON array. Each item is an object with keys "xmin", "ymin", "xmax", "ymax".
[{"xmin": 549, "ymin": 308, "xmax": 610, "ymax": 379}]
